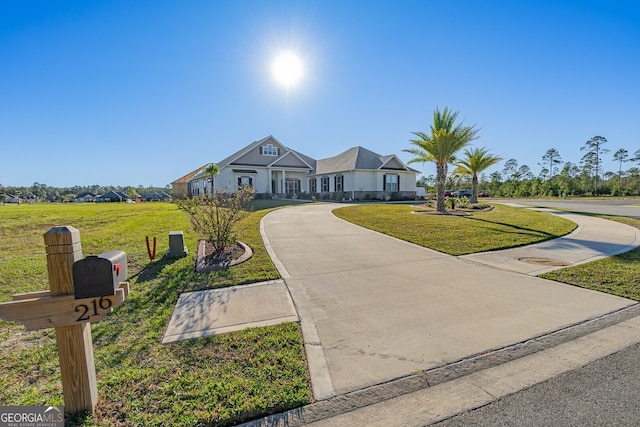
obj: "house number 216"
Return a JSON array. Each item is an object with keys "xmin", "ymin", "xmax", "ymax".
[{"xmin": 75, "ymin": 296, "xmax": 113, "ymax": 322}]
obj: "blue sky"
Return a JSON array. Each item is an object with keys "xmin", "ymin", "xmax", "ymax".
[{"xmin": 1, "ymin": 0, "xmax": 639, "ymax": 188}]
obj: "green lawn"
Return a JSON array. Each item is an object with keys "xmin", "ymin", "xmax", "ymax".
[
  {"xmin": 333, "ymin": 203, "xmax": 577, "ymax": 255},
  {"xmin": 540, "ymin": 215, "xmax": 640, "ymax": 301},
  {"xmin": 0, "ymin": 202, "xmax": 311, "ymax": 426}
]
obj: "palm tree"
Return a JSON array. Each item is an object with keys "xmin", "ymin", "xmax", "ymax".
[
  {"xmin": 452, "ymin": 147, "xmax": 502, "ymax": 203},
  {"xmin": 404, "ymin": 107, "xmax": 479, "ymax": 213},
  {"xmin": 205, "ymin": 163, "xmax": 220, "ymax": 196}
]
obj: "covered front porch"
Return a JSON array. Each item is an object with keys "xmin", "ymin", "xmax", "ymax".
[{"xmin": 268, "ymin": 169, "xmax": 310, "ymax": 197}]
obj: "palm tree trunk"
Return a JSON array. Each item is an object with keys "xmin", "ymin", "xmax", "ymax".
[
  {"xmin": 436, "ymin": 163, "xmax": 447, "ymax": 213},
  {"xmin": 471, "ymin": 174, "xmax": 478, "ymax": 203}
]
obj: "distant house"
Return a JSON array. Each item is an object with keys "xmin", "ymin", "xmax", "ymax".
[
  {"xmin": 74, "ymin": 192, "xmax": 97, "ymax": 203},
  {"xmin": 171, "ymin": 168, "xmax": 204, "ymax": 199},
  {"xmin": 0, "ymin": 193, "xmax": 20, "ymax": 204},
  {"xmin": 179, "ymin": 135, "xmax": 419, "ymax": 200},
  {"xmin": 142, "ymin": 191, "xmax": 172, "ymax": 202},
  {"xmin": 96, "ymin": 191, "xmax": 128, "ymax": 202}
]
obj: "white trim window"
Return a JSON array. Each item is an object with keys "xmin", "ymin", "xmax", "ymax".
[
  {"xmin": 309, "ymin": 178, "xmax": 316, "ymax": 193},
  {"xmin": 261, "ymin": 144, "xmax": 279, "ymax": 156},
  {"xmin": 321, "ymin": 176, "xmax": 330, "ymax": 192},
  {"xmin": 238, "ymin": 176, "xmax": 253, "ymax": 189},
  {"xmin": 334, "ymin": 175, "xmax": 343, "ymax": 192},
  {"xmin": 384, "ymin": 174, "xmax": 399, "ymax": 191},
  {"xmin": 284, "ymin": 178, "xmax": 300, "ymax": 194}
]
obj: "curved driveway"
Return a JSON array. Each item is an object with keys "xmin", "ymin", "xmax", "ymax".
[
  {"xmin": 462, "ymin": 205, "xmax": 640, "ymax": 274},
  {"xmin": 261, "ymin": 203, "xmax": 638, "ymax": 400}
]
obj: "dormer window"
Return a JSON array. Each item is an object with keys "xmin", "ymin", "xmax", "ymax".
[{"xmin": 261, "ymin": 144, "xmax": 279, "ymax": 156}]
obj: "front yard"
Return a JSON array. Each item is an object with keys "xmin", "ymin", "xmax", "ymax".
[{"xmin": 1, "ymin": 201, "xmax": 637, "ymax": 426}]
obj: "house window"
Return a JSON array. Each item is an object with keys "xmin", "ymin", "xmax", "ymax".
[
  {"xmin": 309, "ymin": 178, "xmax": 316, "ymax": 193},
  {"xmin": 261, "ymin": 144, "xmax": 278, "ymax": 156},
  {"xmin": 384, "ymin": 174, "xmax": 399, "ymax": 191},
  {"xmin": 321, "ymin": 176, "xmax": 329, "ymax": 192},
  {"xmin": 334, "ymin": 175, "xmax": 343, "ymax": 192},
  {"xmin": 284, "ymin": 178, "xmax": 300, "ymax": 194},
  {"xmin": 238, "ymin": 176, "xmax": 253, "ymax": 189}
]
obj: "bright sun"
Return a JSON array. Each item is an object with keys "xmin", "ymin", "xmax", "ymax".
[{"xmin": 272, "ymin": 51, "xmax": 304, "ymax": 88}]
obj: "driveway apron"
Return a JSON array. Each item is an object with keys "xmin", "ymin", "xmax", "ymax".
[{"xmin": 261, "ymin": 203, "xmax": 635, "ymax": 399}]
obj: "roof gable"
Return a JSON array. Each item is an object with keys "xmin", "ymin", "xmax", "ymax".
[
  {"xmin": 380, "ymin": 156, "xmax": 406, "ymax": 170},
  {"xmin": 172, "ymin": 166, "xmax": 206, "ymax": 184},
  {"xmin": 217, "ymin": 135, "xmax": 285, "ymax": 167},
  {"xmin": 315, "ymin": 146, "xmax": 417, "ymax": 175},
  {"xmin": 269, "ymin": 151, "xmax": 314, "ymax": 169}
]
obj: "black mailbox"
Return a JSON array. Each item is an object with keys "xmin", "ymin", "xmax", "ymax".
[{"xmin": 73, "ymin": 250, "xmax": 128, "ymax": 299}]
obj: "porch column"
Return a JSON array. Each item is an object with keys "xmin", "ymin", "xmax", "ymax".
[
  {"xmin": 352, "ymin": 170, "xmax": 356, "ymax": 200},
  {"xmin": 282, "ymin": 170, "xmax": 286, "ymax": 193},
  {"xmin": 268, "ymin": 169, "xmax": 272, "ymax": 194}
]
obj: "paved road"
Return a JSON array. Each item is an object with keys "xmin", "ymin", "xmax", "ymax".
[
  {"xmin": 507, "ymin": 198, "xmax": 640, "ymax": 218},
  {"xmin": 435, "ymin": 342, "xmax": 640, "ymax": 427}
]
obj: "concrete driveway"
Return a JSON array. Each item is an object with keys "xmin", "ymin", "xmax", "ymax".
[
  {"xmin": 462, "ymin": 205, "xmax": 640, "ymax": 274},
  {"xmin": 261, "ymin": 203, "xmax": 637, "ymax": 401}
]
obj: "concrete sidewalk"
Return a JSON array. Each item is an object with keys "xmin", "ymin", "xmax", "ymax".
[
  {"xmin": 250, "ymin": 202, "xmax": 640, "ymax": 425},
  {"xmin": 461, "ymin": 205, "xmax": 640, "ymax": 275},
  {"xmin": 162, "ymin": 280, "xmax": 297, "ymax": 344}
]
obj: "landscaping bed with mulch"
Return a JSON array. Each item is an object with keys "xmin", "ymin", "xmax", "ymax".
[{"xmin": 196, "ymin": 240, "xmax": 253, "ymax": 273}]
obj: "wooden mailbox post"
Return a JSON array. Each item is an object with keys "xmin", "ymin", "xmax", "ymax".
[{"xmin": 0, "ymin": 226, "xmax": 129, "ymax": 414}]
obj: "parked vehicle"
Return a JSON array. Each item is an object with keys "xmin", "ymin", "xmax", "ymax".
[
  {"xmin": 443, "ymin": 190, "xmax": 454, "ymax": 197},
  {"xmin": 478, "ymin": 191, "xmax": 489, "ymax": 197},
  {"xmin": 453, "ymin": 189, "xmax": 472, "ymax": 198}
]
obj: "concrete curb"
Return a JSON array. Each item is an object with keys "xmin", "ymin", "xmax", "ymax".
[{"xmin": 241, "ymin": 303, "xmax": 640, "ymax": 426}]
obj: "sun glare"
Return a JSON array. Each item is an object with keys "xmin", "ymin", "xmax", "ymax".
[{"xmin": 272, "ymin": 51, "xmax": 304, "ymax": 88}]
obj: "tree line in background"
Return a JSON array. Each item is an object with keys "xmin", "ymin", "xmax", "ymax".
[
  {"xmin": 0, "ymin": 183, "xmax": 172, "ymax": 203},
  {"xmin": 414, "ymin": 129, "xmax": 640, "ymax": 200},
  {"xmin": 2, "ymin": 127, "xmax": 638, "ymax": 204}
]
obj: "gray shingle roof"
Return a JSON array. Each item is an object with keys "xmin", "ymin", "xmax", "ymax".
[{"xmin": 315, "ymin": 146, "xmax": 408, "ymax": 175}]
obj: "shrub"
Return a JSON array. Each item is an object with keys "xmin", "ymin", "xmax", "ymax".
[{"xmin": 175, "ymin": 187, "xmax": 255, "ymax": 256}]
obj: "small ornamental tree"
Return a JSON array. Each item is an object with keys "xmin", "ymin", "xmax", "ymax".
[
  {"xmin": 176, "ymin": 186, "xmax": 255, "ymax": 256},
  {"xmin": 205, "ymin": 163, "xmax": 220, "ymax": 195}
]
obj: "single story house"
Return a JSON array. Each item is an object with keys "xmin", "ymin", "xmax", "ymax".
[
  {"xmin": 142, "ymin": 191, "xmax": 172, "ymax": 202},
  {"xmin": 74, "ymin": 192, "xmax": 97, "ymax": 203},
  {"xmin": 96, "ymin": 191, "xmax": 129, "ymax": 202},
  {"xmin": 177, "ymin": 135, "xmax": 419, "ymax": 200},
  {"xmin": 0, "ymin": 193, "xmax": 21, "ymax": 204}
]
